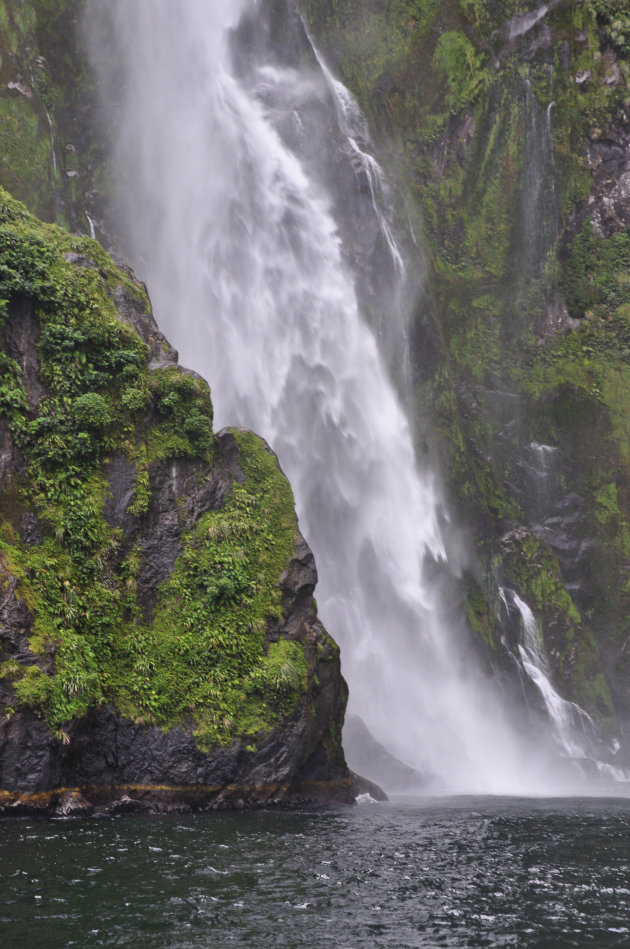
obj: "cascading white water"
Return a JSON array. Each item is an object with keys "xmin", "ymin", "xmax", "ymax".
[
  {"xmin": 87, "ymin": 0, "xmax": 570, "ymax": 792},
  {"xmin": 501, "ymin": 587, "xmax": 630, "ymax": 781},
  {"xmin": 314, "ymin": 54, "xmax": 405, "ymax": 278},
  {"xmin": 501, "ymin": 589, "xmax": 594, "ymax": 759}
]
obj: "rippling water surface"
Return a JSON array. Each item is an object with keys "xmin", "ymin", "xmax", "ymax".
[{"xmin": 2, "ymin": 797, "xmax": 630, "ymax": 947}]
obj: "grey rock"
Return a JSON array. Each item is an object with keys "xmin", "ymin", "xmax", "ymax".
[
  {"xmin": 103, "ymin": 455, "xmax": 137, "ymax": 540},
  {"xmin": 63, "ymin": 252, "xmax": 98, "ymax": 270},
  {"xmin": 19, "ymin": 512, "xmax": 43, "ymax": 546},
  {"xmin": 0, "ymin": 569, "xmax": 37, "ymax": 668},
  {"xmin": 0, "ymin": 418, "xmax": 25, "ymax": 484},
  {"xmin": 1, "ymin": 297, "xmax": 46, "ymax": 410},
  {"xmin": 113, "ymin": 283, "xmax": 178, "ymax": 364},
  {"xmin": 55, "ymin": 790, "xmax": 94, "ymax": 817}
]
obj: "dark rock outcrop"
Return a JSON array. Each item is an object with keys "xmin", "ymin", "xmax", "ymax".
[{"xmin": 0, "ymin": 191, "xmax": 357, "ymax": 815}]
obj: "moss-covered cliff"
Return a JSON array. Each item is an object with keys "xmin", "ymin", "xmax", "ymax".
[
  {"xmin": 0, "ymin": 188, "xmax": 354, "ymax": 814},
  {"xmin": 0, "ymin": 0, "xmax": 103, "ymax": 232},
  {"xmin": 302, "ymin": 0, "xmax": 630, "ymax": 743}
]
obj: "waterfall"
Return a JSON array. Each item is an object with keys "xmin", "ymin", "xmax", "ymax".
[
  {"xmin": 501, "ymin": 588, "xmax": 629, "ymax": 780},
  {"xmin": 503, "ymin": 589, "xmax": 594, "ymax": 758},
  {"xmin": 85, "ymin": 212, "xmax": 97, "ymax": 241},
  {"xmin": 313, "ymin": 52, "xmax": 405, "ymax": 277},
  {"xmin": 521, "ymin": 78, "xmax": 559, "ymax": 278},
  {"xmin": 86, "ymin": 0, "xmax": 571, "ymax": 793}
]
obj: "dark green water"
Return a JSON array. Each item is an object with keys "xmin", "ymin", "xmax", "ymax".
[{"xmin": 2, "ymin": 796, "xmax": 630, "ymax": 948}]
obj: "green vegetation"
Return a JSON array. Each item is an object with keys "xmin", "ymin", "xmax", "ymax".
[
  {"xmin": 592, "ymin": 0, "xmax": 630, "ymax": 56},
  {"xmin": 0, "ymin": 188, "xmax": 310, "ymax": 745},
  {"xmin": 112, "ymin": 430, "xmax": 302, "ymax": 748},
  {"xmin": 433, "ymin": 31, "xmax": 489, "ymax": 112},
  {"xmin": 561, "ymin": 224, "xmax": 630, "ymax": 321},
  {"xmin": 146, "ymin": 368, "xmax": 213, "ymax": 462}
]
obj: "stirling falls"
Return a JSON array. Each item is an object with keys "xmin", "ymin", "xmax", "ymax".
[{"xmin": 3, "ymin": 0, "xmax": 630, "ymax": 807}]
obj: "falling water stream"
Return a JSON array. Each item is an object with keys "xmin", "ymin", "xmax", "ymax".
[
  {"xmin": 85, "ymin": 0, "xmax": 610, "ymax": 793},
  {"xmin": 498, "ymin": 588, "xmax": 630, "ymax": 782}
]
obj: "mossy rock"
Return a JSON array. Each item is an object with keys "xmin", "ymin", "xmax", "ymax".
[{"xmin": 0, "ymin": 189, "xmax": 345, "ymax": 771}]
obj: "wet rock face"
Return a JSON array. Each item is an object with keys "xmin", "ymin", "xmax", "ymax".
[
  {"xmin": 0, "ymin": 440, "xmax": 352, "ymax": 813},
  {"xmin": 297, "ymin": 0, "xmax": 630, "ymax": 746},
  {"xmin": 0, "ymin": 568, "xmax": 36, "ymax": 673},
  {"xmin": 586, "ymin": 115, "xmax": 630, "ymax": 239},
  {"xmin": 0, "ymin": 535, "xmax": 353, "ymax": 812},
  {"xmin": 113, "ymin": 281, "xmax": 178, "ymax": 365},
  {"xmin": 0, "ymin": 567, "xmax": 351, "ymax": 810},
  {"xmin": 102, "ymin": 433, "xmax": 247, "ymax": 623},
  {"xmin": 1, "ymin": 297, "xmax": 46, "ymax": 410},
  {"xmin": 0, "ymin": 420, "xmax": 23, "ymax": 486}
]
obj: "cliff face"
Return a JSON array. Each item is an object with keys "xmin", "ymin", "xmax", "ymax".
[
  {"xmin": 0, "ymin": 1, "xmax": 99, "ymax": 231},
  {"xmin": 302, "ymin": 0, "xmax": 630, "ymax": 744},
  {"xmin": 0, "ymin": 189, "xmax": 353, "ymax": 815}
]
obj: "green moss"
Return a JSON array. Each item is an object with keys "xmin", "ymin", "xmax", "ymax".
[
  {"xmin": 234, "ymin": 640, "xmax": 308, "ymax": 743},
  {"xmin": 466, "ymin": 584, "xmax": 496, "ymax": 650},
  {"xmin": 525, "ymin": 309, "xmax": 630, "ymax": 474},
  {"xmin": 0, "ymin": 97, "xmax": 55, "ymax": 219},
  {"xmin": 0, "ymin": 1, "xmax": 111, "ymax": 231},
  {"xmin": 0, "ymin": 188, "xmax": 311, "ymax": 747},
  {"xmin": 146, "ymin": 368, "xmax": 213, "ymax": 462},
  {"xmin": 433, "ymin": 30, "xmax": 489, "ymax": 113},
  {"xmin": 591, "ymin": 0, "xmax": 630, "ymax": 56},
  {"xmin": 116, "ymin": 429, "xmax": 300, "ymax": 748},
  {"xmin": 561, "ymin": 223, "xmax": 630, "ymax": 321}
]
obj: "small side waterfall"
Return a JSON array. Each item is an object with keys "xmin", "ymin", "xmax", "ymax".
[
  {"xmin": 501, "ymin": 587, "xmax": 629, "ymax": 781},
  {"xmin": 85, "ymin": 212, "xmax": 97, "ymax": 241},
  {"xmin": 315, "ymin": 55, "xmax": 405, "ymax": 278},
  {"xmin": 521, "ymin": 78, "xmax": 559, "ymax": 278},
  {"xmin": 309, "ymin": 44, "xmax": 412, "ymax": 389},
  {"xmin": 502, "ymin": 589, "xmax": 594, "ymax": 758},
  {"xmin": 86, "ymin": 0, "xmax": 585, "ymax": 792}
]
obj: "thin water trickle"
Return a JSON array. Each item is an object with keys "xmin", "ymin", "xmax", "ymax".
[
  {"xmin": 85, "ymin": 212, "xmax": 96, "ymax": 240},
  {"xmin": 522, "ymin": 77, "xmax": 559, "ymax": 277},
  {"xmin": 45, "ymin": 112, "xmax": 58, "ymax": 176},
  {"xmin": 86, "ymin": 0, "xmax": 592, "ymax": 793}
]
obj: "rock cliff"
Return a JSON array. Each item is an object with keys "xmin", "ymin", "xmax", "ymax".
[{"xmin": 0, "ymin": 189, "xmax": 354, "ymax": 815}]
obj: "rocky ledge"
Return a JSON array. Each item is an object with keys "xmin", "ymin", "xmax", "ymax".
[{"xmin": 0, "ymin": 189, "xmax": 367, "ymax": 814}]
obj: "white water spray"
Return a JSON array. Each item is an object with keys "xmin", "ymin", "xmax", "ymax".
[{"xmin": 88, "ymin": 0, "xmax": 569, "ymax": 792}]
